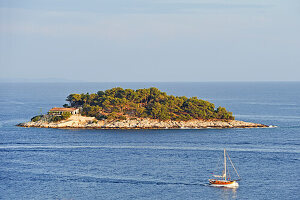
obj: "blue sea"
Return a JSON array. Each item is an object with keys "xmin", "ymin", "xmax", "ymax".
[{"xmin": 0, "ymin": 82, "xmax": 299, "ymax": 200}]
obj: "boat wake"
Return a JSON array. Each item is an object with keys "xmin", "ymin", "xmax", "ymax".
[{"xmin": 67, "ymin": 176, "xmax": 205, "ymax": 186}]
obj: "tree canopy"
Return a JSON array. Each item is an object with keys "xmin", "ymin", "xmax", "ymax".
[{"xmin": 66, "ymin": 87, "xmax": 234, "ymax": 121}]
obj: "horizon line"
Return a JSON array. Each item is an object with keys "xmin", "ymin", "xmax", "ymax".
[{"xmin": 1, "ymin": 80, "xmax": 300, "ymax": 83}]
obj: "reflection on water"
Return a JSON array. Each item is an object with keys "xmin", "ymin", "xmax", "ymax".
[{"xmin": 218, "ymin": 187, "xmax": 238, "ymax": 200}]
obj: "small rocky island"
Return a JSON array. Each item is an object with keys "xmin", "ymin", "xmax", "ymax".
[{"xmin": 18, "ymin": 87, "xmax": 267, "ymax": 129}]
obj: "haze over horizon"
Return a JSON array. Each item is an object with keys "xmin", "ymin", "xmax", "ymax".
[{"xmin": 1, "ymin": 0, "xmax": 299, "ymax": 82}]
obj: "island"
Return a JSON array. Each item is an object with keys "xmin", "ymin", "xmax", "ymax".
[{"xmin": 17, "ymin": 87, "xmax": 268, "ymax": 129}]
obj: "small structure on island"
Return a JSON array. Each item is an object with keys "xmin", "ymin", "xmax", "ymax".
[{"xmin": 48, "ymin": 107, "xmax": 79, "ymax": 115}]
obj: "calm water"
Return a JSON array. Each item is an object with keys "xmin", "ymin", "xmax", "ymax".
[{"xmin": 0, "ymin": 82, "xmax": 299, "ymax": 200}]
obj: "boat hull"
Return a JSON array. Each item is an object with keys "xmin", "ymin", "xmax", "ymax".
[{"xmin": 209, "ymin": 179, "xmax": 239, "ymax": 188}]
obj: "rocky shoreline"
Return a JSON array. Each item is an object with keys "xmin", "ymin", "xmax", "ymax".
[{"xmin": 17, "ymin": 115, "xmax": 268, "ymax": 129}]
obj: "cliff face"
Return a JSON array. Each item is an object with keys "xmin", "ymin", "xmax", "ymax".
[{"xmin": 17, "ymin": 115, "xmax": 268, "ymax": 129}]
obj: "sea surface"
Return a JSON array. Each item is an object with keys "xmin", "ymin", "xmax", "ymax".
[{"xmin": 0, "ymin": 82, "xmax": 299, "ymax": 200}]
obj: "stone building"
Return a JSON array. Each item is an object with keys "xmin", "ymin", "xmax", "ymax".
[{"xmin": 48, "ymin": 107, "xmax": 79, "ymax": 115}]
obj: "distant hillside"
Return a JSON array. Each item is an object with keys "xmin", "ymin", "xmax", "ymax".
[{"xmin": 65, "ymin": 87, "xmax": 234, "ymax": 121}]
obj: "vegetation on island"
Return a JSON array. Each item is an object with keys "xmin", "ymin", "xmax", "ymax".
[
  {"xmin": 31, "ymin": 112, "xmax": 71, "ymax": 122},
  {"xmin": 31, "ymin": 115, "xmax": 43, "ymax": 122},
  {"xmin": 65, "ymin": 87, "xmax": 234, "ymax": 121},
  {"xmin": 50, "ymin": 112, "xmax": 72, "ymax": 122}
]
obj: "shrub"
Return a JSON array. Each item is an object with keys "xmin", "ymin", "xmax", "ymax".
[
  {"xmin": 31, "ymin": 115, "xmax": 42, "ymax": 122},
  {"xmin": 119, "ymin": 115, "xmax": 127, "ymax": 120},
  {"xmin": 95, "ymin": 114, "xmax": 107, "ymax": 120},
  {"xmin": 51, "ymin": 116, "xmax": 62, "ymax": 122},
  {"xmin": 61, "ymin": 112, "xmax": 71, "ymax": 120},
  {"xmin": 107, "ymin": 112, "xmax": 118, "ymax": 120}
]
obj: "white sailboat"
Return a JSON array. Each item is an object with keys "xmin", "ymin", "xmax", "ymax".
[{"xmin": 209, "ymin": 149, "xmax": 240, "ymax": 188}]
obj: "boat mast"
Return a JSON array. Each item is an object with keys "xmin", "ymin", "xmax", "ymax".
[
  {"xmin": 227, "ymin": 151, "xmax": 241, "ymax": 180},
  {"xmin": 224, "ymin": 149, "xmax": 227, "ymax": 180}
]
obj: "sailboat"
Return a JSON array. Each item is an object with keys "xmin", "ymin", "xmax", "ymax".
[{"xmin": 209, "ymin": 149, "xmax": 241, "ymax": 188}]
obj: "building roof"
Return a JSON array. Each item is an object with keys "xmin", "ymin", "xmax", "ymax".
[{"xmin": 49, "ymin": 107, "xmax": 78, "ymax": 112}]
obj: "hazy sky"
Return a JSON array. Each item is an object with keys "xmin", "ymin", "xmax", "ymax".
[{"xmin": 1, "ymin": 0, "xmax": 299, "ymax": 82}]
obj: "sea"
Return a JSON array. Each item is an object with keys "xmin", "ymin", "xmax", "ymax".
[{"xmin": 0, "ymin": 82, "xmax": 299, "ymax": 200}]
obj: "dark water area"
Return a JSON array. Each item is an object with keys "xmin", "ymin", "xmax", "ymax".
[{"xmin": 0, "ymin": 82, "xmax": 299, "ymax": 199}]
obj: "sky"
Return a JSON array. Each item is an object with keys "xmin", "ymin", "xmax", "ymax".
[{"xmin": 0, "ymin": 0, "xmax": 299, "ymax": 82}]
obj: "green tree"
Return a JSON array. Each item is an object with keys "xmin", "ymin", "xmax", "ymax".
[{"xmin": 64, "ymin": 87, "xmax": 235, "ymax": 121}]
